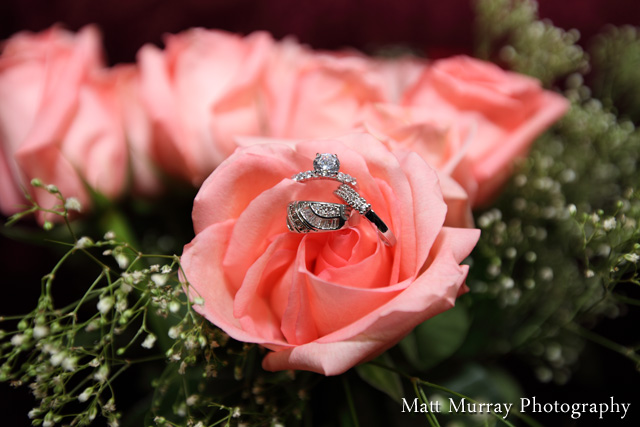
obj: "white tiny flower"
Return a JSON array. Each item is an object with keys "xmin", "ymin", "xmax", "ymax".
[
  {"xmin": 603, "ymin": 217, "xmax": 617, "ymax": 231},
  {"xmin": 97, "ymin": 296, "xmax": 115, "ymax": 314},
  {"xmin": 78, "ymin": 387, "xmax": 93, "ymax": 402},
  {"xmin": 28, "ymin": 409, "xmax": 39, "ymax": 419},
  {"xmin": 161, "ymin": 265, "xmax": 172, "ymax": 274},
  {"xmin": 149, "ymin": 264, "xmax": 160, "ymax": 273},
  {"xmin": 75, "ymin": 236, "xmax": 93, "ymax": 249},
  {"xmin": 42, "ymin": 420, "xmax": 54, "ymax": 427},
  {"xmin": 194, "ymin": 297, "xmax": 205, "ymax": 306},
  {"xmin": 104, "ymin": 230, "xmax": 116, "ymax": 240},
  {"xmin": 567, "ymin": 204, "xmax": 577, "ymax": 215},
  {"xmin": 232, "ymin": 407, "xmax": 241, "ymax": 418},
  {"xmin": 89, "ymin": 358, "xmax": 100, "ymax": 368},
  {"xmin": 115, "ymin": 253, "xmax": 129, "ymax": 269},
  {"xmin": 120, "ymin": 282, "xmax": 133, "ymax": 294},
  {"xmin": 151, "ymin": 274, "xmax": 168, "ymax": 287},
  {"xmin": 624, "ymin": 253, "xmax": 640, "ymax": 263},
  {"xmin": 11, "ymin": 334, "xmax": 25, "ymax": 346},
  {"xmin": 115, "ymin": 299, "xmax": 128, "ymax": 313},
  {"xmin": 169, "ymin": 301, "xmax": 180, "ymax": 313},
  {"xmin": 585, "ymin": 269, "xmax": 595, "ymax": 278},
  {"xmin": 94, "ymin": 366, "xmax": 109, "ymax": 382},
  {"xmin": 33, "ymin": 325, "xmax": 49, "ymax": 339},
  {"xmin": 45, "ymin": 184, "xmax": 59, "ymax": 193},
  {"xmin": 141, "ymin": 334, "xmax": 157, "ymax": 349},
  {"xmin": 50, "ymin": 351, "xmax": 66, "ymax": 366},
  {"xmin": 168, "ymin": 326, "xmax": 180, "ymax": 340},
  {"xmin": 186, "ymin": 394, "xmax": 199, "ymax": 406},
  {"xmin": 501, "ymin": 277, "xmax": 515, "ymax": 289},
  {"xmin": 62, "ymin": 356, "xmax": 77, "ymax": 371},
  {"xmin": 64, "ymin": 197, "xmax": 82, "ymax": 212}
]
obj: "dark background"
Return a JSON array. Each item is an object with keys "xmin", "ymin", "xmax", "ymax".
[
  {"xmin": 1, "ymin": 0, "xmax": 640, "ymax": 64},
  {"xmin": 1, "ymin": 1, "xmax": 640, "ymax": 426}
]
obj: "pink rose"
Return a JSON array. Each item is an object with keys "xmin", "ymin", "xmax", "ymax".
[
  {"xmin": 180, "ymin": 133, "xmax": 479, "ymax": 375},
  {"xmin": 263, "ymin": 39, "xmax": 419, "ymax": 139},
  {"xmin": 402, "ymin": 55, "xmax": 569, "ymax": 206},
  {"xmin": 138, "ymin": 29, "xmax": 274, "ymax": 185},
  {"xmin": 0, "ymin": 26, "xmax": 129, "ymax": 219},
  {"xmin": 113, "ymin": 65, "xmax": 163, "ymax": 196}
]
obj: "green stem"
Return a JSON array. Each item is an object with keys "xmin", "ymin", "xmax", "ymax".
[{"xmin": 342, "ymin": 376, "xmax": 360, "ymax": 427}]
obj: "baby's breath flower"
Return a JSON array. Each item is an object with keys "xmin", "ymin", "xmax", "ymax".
[
  {"xmin": 94, "ymin": 365, "xmax": 109, "ymax": 383},
  {"xmin": 141, "ymin": 334, "xmax": 157, "ymax": 349},
  {"xmin": 151, "ymin": 274, "xmax": 168, "ymax": 287},
  {"xmin": 97, "ymin": 297, "xmax": 115, "ymax": 314},
  {"xmin": 168, "ymin": 326, "xmax": 180, "ymax": 340},
  {"xmin": 50, "ymin": 351, "xmax": 66, "ymax": 367},
  {"xmin": 161, "ymin": 265, "xmax": 172, "ymax": 274},
  {"xmin": 194, "ymin": 297, "xmax": 205, "ymax": 306},
  {"xmin": 104, "ymin": 231, "xmax": 116, "ymax": 240},
  {"xmin": 45, "ymin": 184, "xmax": 59, "ymax": 193},
  {"xmin": 64, "ymin": 197, "xmax": 82, "ymax": 212},
  {"xmin": 33, "ymin": 325, "xmax": 49, "ymax": 339},
  {"xmin": 603, "ymin": 217, "xmax": 617, "ymax": 231},
  {"xmin": 78, "ymin": 387, "xmax": 93, "ymax": 402},
  {"xmin": 11, "ymin": 334, "xmax": 26, "ymax": 346},
  {"xmin": 75, "ymin": 236, "xmax": 93, "ymax": 249},
  {"xmin": 169, "ymin": 301, "xmax": 181, "ymax": 313},
  {"xmin": 149, "ymin": 264, "xmax": 160, "ymax": 273},
  {"xmin": 186, "ymin": 394, "xmax": 199, "ymax": 406},
  {"xmin": 114, "ymin": 253, "xmax": 129, "ymax": 269},
  {"xmin": 62, "ymin": 356, "xmax": 78, "ymax": 371},
  {"xmin": 624, "ymin": 253, "xmax": 639, "ymax": 263}
]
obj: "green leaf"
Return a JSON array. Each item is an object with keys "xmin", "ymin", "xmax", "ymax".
[
  {"xmin": 355, "ymin": 353, "xmax": 404, "ymax": 403},
  {"xmin": 443, "ymin": 364, "xmax": 524, "ymax": 405},
  {"xmin": 400, "ymin": 303, "xmax": 470, "ymax": 370}
]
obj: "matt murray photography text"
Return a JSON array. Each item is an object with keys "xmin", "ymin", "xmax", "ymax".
[{"xmin": 401, "ymin": 396, "xmax": 631, "ymax": 420}]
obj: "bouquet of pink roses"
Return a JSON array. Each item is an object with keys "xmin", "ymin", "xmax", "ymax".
[{"xmin": 1, "ymin": 1, "xmax": 638, "ymax": 426}]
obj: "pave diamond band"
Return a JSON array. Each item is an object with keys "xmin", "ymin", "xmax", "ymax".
[
  {"xmin": 333, "ymin": 184, "xmax": 396, "ymax": 246},
  {"xmin": 287, "ymin": 201, "xmax": 352, "ymax": 233}
]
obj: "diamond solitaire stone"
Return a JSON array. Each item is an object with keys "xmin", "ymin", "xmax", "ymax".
[{"xmin": 313, "ymin": 153, "xmax": 340, "ymax": 175}]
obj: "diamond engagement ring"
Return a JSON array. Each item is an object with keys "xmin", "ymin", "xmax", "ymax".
[
  {"xmin": 288, "ymin": 153, "xmax": 397, "ymax": 246},
  {"xmin": 334, "ymin": 184, "xmax": 397, "ymax": 247},
  {"xmin": 292, "ymin": 153, "xmax": 358, "ymax": 187},
  {"xmin": 287, "ymin": 201, "xmax": 353, "ymax": 233}
]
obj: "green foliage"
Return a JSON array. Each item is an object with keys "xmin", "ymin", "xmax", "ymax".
[
  {"xmin": 589, "ymin": 25, "xmax": 640, "ymax": 124},
  {"xmin": 474, "ymin": 0, "xmax": 588, "ymax": 85}
]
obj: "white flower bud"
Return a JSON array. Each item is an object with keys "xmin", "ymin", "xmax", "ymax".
[
  {"xmin": 11, "ymin": 334, "xmax": 26, "ymax": 346},
  {"xmin": 151, "ymin": 274, "xmax": 168, "ymax": 287},
  {"xmin": 75, "ymin": 236, "xmax": 93, "ymax": 249},
  {"xmin": 33, "ymin": 325, "xmax": 49, "ymax": 339},
  {"xmin": 97, "ymin": 297, "xmax": 115, "ymax": 314},
  {"xmin": 78, "ymin": 387, "xmax": 93, "ymax": 402},
  {"xmin": 141, "ymin": 334, "xmax": 157, "ymax": 349},
  {"xmin": 64, "ymin": 197, "xmax": 82, "ymax": 212}
]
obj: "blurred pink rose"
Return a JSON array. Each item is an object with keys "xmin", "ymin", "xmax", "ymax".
[
  {"xmin": 181, "ymin": 133, "xmax": 479, "ymax": 375},
  {"xmin": 263, "ymin": 40, "xmax": 420, "ymax": 139},
  {"xmin": 138, "ymin": 29, "xmax": 274, "ymax": 185},
  {"xmin": 402, "ymin": 55, "xmax": 569, "ymax": 206},
  {"xmin": 113, "ymin": 64, "xmax": 163, "ymax": 196},
  {"xmin": 0, "ymin": 26, "xmax": 129, "ymax": 220}
]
